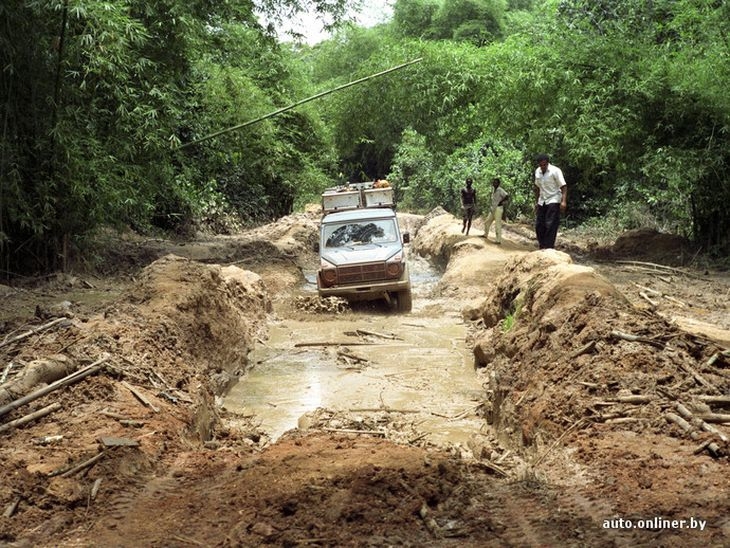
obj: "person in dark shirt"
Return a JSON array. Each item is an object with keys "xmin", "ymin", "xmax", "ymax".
[{"xmin": 460, "ymin": 177, "xmax": 477, "ymax": 235}]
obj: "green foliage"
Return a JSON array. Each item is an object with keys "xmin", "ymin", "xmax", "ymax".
[
  {"xmin": 387, "ymin": 129, "xmax": 436, "ymax": 212},
  {"xmin": 392, "ymin": 0, "xmax": 440, "ymax": 39},
  {"xmin": 392, "ymin": 0, "xmax": 507, "ymax": 44},
  {"xmin": 1, "ymin": 0, "xmax": 341, "ymax": 274},
  {"xmin": 3, "ymin": 0, "xmax": 729, "ymax": 277},
  {"xmin": 430, "ymin": 0, "xmax": 506, "ymax": 44}
]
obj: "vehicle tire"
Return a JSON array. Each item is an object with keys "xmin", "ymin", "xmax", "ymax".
[{"xmin": 395, "ymin": 289, "xmax": 412, "ymax": 313}]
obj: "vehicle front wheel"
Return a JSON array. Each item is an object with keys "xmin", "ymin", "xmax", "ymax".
[{"xmin": 395, "ymin": 289, "xmax": 412, "ymax": 313}]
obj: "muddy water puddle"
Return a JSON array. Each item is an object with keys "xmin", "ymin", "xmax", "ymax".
[{"xmin": 224, "ymin": 313, "xmax": 483, "ymax": 445}]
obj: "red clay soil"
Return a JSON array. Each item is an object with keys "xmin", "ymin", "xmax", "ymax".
[{"xmin": 0, "ymin": 213, "xmax": 728, "ymax": 547}]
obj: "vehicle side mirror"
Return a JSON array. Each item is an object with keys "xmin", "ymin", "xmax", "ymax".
[{"xmin": 402, "ymin": 232, "xmax": 410, "ymax": 244}]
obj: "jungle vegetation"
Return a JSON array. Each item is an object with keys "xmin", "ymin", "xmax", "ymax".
[{"xmin": 1, "ymin": 0, "xmax": 728, "ymax": 276}]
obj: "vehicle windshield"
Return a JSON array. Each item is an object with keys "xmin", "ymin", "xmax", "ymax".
[{"xmin": 323, "ymin": 219, "xmax": 398, "ymax": 248}]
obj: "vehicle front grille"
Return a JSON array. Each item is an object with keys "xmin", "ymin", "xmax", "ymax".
[{"xmin": 337, "ymin": 263, "xmax": 386, "ymax": 284}]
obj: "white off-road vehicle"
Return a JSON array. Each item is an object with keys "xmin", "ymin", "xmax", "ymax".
[{"xmin": 317, "ymin": 183, "xmax": 412, "ymax": 312}]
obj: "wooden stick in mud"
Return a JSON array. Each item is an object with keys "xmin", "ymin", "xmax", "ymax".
[
  {"xmin": 3, "ymin": 498, "xmax": 20, "ymax": 518},
  {"xmin": 696, "ymin": 395, "xmax": 730, "ymax": 405},
  {"xmin": 121, "ymin": 381, "xmax": 160, "ymax": 413},
  {"xmin": 676, "ymin": 362, "xmax": 720, "ymax": 394},
  {"xmin": 675, "ymin": 403, "xmax": 729, "ymax": 443},
  {"xmin": 638, "ymin": 291, "xmax": 659, "ymax": 308},
  {"xmin": 610, "ymin": 395, "xmax": 655, "ymax": 404},
  {"xmin": 705, "ymin": 352, "xmax": 729, "ymax": 368},
  {"xmin": 615, "ymin": 260, "xmax": 707, "ymax": 280},
  {"xmin": 323, "ymin": 428, "xmax": 385, "ymax": 436},
  {"xmin": 665, "ymin": 413, "xmax": 721, "ymax": 457},
  {"xmin": 0, "ymin": 402, "xmax": 62, "ymax": 434},
  {"xmin": 0, "ymin": 356, "xmax": 109, "ymax": 418},
  {"xmin": 355, "ymin": 328, "xmax": 402, "ymax": 340},
  {"xmin": 570, "ymin": 341, "xmax": 596, "ymax": 359},
  {"xmin": 350, "ymin": 407, "xmax": 420, "ymax": 414},
  {"xmin": 0, "ymin": 361, "xmax": 16, "ymax": 384},
  {"xmin": 697, "ymin": 413, "xmax": 730, "ymax": 424},
  {"xmin": 90, "ymin": 478, "xmax": 103, "ymax": 500},
  {"xmin": 632, "ymin": 282, "xmax": 662, "ymax": 296},
  {"xmin": 54, "ymin": 451, "xmax": 107, "ymax": 478},
  {"xmin": 294, "ymin": 341, "xmax": 376, "ymax": 347},
  {"xmin": 663, "ymin": 295, "xmax": 687, "ymax": 307},
  {"xmin": 336, "ymin": 349, "xmax": 369, "ymax": 363},
  {"xmin": 609, "ymin": 330, "xmax": 664, "ymax": 349},
  {"xmin": 0, "ymin": 317, "xmax": 70, "ymax": 349}
]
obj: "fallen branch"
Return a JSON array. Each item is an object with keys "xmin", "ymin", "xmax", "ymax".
[
  {"xmin": 408, "ymin": 432, "xmax": 429, "ymax": 444},
  {"xmin": 696, "ymin": 413, "xmax": 730, "ymax": 424},
  {"xmin": 350, "ymin": 407, "xmax": 420, "ymax": 414},
  {"xmin": 0, "ymin": 356, "xmax": 109, "ymax": 418},
  {"xmin": 610, "ymin": 395, "xmax": 655, "ymax": 405},
  {"xmin": 676, "ymin": 362, "xmax": 721, "ymax": 394},
  {"xmin": 294, "ymin": 341, "xmax": 376, "ymax": 347},
  {"xmin": 474, "ymin": 460, "xmax": 508, "ymax": 477},
  {"xmin": 631, "ymin": 282, "xmax": 662, "ymax": 297},
  {"xmin": 663, "ymin": 295, "xmax": 687, "ymax": 307},
  {"xmin": 90, "ymin": 478, "xmax": 102, "ymax": 500},
  {"xmin": 336, "ymin": 349, "xmax": 369, "ymax": 363},
  {"xmin": 696, "ymin": 395, "xmax": 730, "ymax": 405},
  {"xmin": 322, "ymin": 427, "xmax": 385, "ymax": 436},
  {"xmin": 0, "ymin": 317, "xmax": 70, "ymax": 349},
  {"xmin": 615, "ymin": 260, "xmax": 707, "ymax": 280},
  {"xmin": 355, "ymin": 328, "xmax": 402, "ymax": 340},
  {"xmin": 605, "ymin": 417, "xmax": 648, "ymax": 424},
  {"xmin": 49, "ymin": 450, "xmax": 107, "ymax": 478},
  {"xmin": 0, "ymin": 402, "xmax": 62, "ymax": 434},
  {"xmin": 676, "ymin": 403, "xmax": 729, "ymax": 443},
  {"xmin": 449, "ymin": 405, "xmax": 479, "ymax": 421},
  {"xmin": 570, "ymin": 341, "xmax": 596, "ymax": 359},
  {"xmin": 609, "ymin": 330, "xmax": 664, "ymax": 349},
  {"xmin": 121, "ymin": 380, "xmax": 160, "ymax": 413},
  {"xmin": 639, "ymin": 291, "xmax": 659, "ymax": 308},
  {"xmin": 100, "ymin": 409, "xmax": 130, "ymax": 420},
  {"xmin": 419, "ymin": 503, "xmax": 443, "ymax": 538},
  {"xmin": 3, "ymin": 498, "xmax": 20, "ymax": 518},
  {"xmin": 0, "ymin": 361, "xmax": 15, "ymax": 384},
  {"xmin": 665, "ymin": 413, "xmax": 721, "ymax": 457}
]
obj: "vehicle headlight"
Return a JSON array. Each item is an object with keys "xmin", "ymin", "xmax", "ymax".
[
  {"xmin": 319, "ymin": 258, "xmax": 337, "ymax": 287},
  {"xmin": 385, "ymin": 261, "xmax": 402, "ymax": 278},
  {"xmin": 385, "ymin": 252, "xmax": 404, "ymax": 279}
]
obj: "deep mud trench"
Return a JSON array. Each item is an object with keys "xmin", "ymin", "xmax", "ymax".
[{"xmin": 0, "ymin": 210, "xmax": 729, "ymax": 547}]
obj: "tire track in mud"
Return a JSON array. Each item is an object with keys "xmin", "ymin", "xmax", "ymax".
[
  {"xmin": 459, "ymin": 479, "xmax": 645, "ymax": 547},
  {"xmin": 84, "ymin": 467, "xmax": 188, "ymax": 546}
]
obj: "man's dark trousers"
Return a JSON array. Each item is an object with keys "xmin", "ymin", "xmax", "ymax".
[{"xmin": 536, "ymin": 203, "xmax": 561, "ymax": 249}]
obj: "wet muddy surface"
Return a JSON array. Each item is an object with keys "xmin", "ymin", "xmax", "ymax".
[
  {"xmin": 1, "ymin": 214, "xmax": 729, "ymax": 547},
  {"xmin": 224, "ymin": 313, "xmax": 481, "ymax": 445},
  {"xmin": 225, "ymin": 255, "xmax": 485, "ymax": 446}
]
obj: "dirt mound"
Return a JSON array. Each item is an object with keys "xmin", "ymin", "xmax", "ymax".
[
  {"xmin": 110, "ymin": 255, "xmax": 271, "ymax": 387},
  {"xmin": 0, "ymin": 255, "xmax": 271, "ymax": 544},
  {"xmin": 593, "ymin": 228, "xmax": 696, "ymax": 266},
  {"xmin": 411, "ymin": 211, "xmax": 466, "ymax": 268},
  {"xmin": 465, "ymin": 250, "xmax": 728, "ymax": 451}
]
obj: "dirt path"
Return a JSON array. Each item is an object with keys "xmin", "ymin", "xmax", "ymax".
[{"xmin": 0, "ymin": 212, "xmax": 728, "ymax": 547}]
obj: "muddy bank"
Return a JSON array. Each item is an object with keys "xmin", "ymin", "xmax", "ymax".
[
  {"xmin": 0, "ymin": 255, "xmax": 270, "ymax": 544},
  {"xmin": 0, "ymin": 209, "xmax": 729, "ymax": 547}
]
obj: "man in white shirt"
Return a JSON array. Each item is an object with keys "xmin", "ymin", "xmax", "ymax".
[
  {"xmin": 483, "ymin": 178, "xmax": 509, "ymax": 244},
  {"xmin": 534, "ymin": 154, "xmax": 567, "ymax": 249}
]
